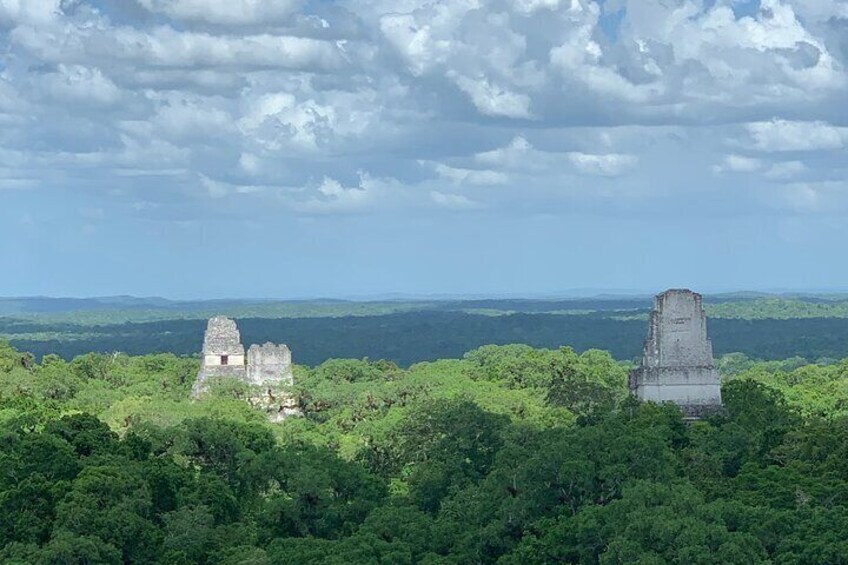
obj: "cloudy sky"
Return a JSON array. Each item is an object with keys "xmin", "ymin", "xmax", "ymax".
[{"xmin": 1, "ymin": 0, "xmax": 847, "ymax": 298}]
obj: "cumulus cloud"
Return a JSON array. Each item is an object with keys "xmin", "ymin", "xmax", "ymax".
[
  {"xmin": 377, "ymin": 0, "xmax": 543, "ymax": 119},
  {"xmin": 430, "ymin": 191, "xmax": 481, "ymax": 210},
  {"xmin": 147, "ymin": 93, "xmax": 236, "ymax": 142},
  {"xmin": 378, "ymin": 1, "xmax": 488, "ymax": 76},
  {"xmin": 566, "ymin": 152, "xmax": 638, "ymax": 176},
  {"xmin": 237, "ymin": 88, "xmax": 384, "ymax": 155},
  {"xmin": 0, "ymin": 0, "xmax": 845, "ymax": 221},
  {"xmin": 51, "ymin": 28, "xmax": 339, "ymax": 70},
  {"xmin": 293, "ymin": 174, "xmax": 400, "ymax": 214},
  {"xmin": 137, "ymin": 0, "xmax": 303, "ymax": 25},
  {"xmin": 240, "ymin": 93, "xmax": 336, "ymax": 152},
  {"xmin": 548, "ymin": 4, "xmax": 664, "ymax": 104},
  {"xmin": 200, "ymin": 175, "xmax": 267, "ymax": 199},
  {"xmin": 746, "ymin": 119, "xmax": 848, "ymax": 151},
  {"xmin": 0, "ymin": 0, "xmax": 59, "ymax": 27},
  {"xmin": 510, "ymin": 0, "xmax": 562, "ymax": 15},
  {"xmin": 429, "ymin": 163, "xmax": 509, "ymax": 186},
  {"xmin": 474, "ymin": 136, "xmax": 637, "ymax": 177},
  {"xmin": 617, "ymin": 0, "xmax": 846, "ymax": 105},
  {"xmin": 765, "ymin": 160, "xmax": 807, "ymax": 179},
  {"xmin": 37, "ymin": 64, "xmax": 123, "ymax": 107},
  {"xmin": 475, "ymin": 136, "xmax": 536, "ymax": 169},
  {"xmin": 449, "ymin": 73, "xmax": 534, "ymax": 119},
  {"xmin": 714, "ymin": 154, "xmax": 763, "ymax": 174}
]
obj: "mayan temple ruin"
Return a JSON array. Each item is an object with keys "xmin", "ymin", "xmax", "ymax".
[
  {"xmin": 629, "ymin": 289, "xmax": 723, "ymax": 419},
  {"xmin": 192, "ymin": 316, "xmax": 298, "ymax": 421}
]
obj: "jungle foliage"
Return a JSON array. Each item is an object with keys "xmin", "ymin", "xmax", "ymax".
[{"xmin": 2, "ymin": 339, "xmax": 848, "ymax": 564}]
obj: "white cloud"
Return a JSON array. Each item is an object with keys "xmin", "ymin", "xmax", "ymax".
[
  {"xmin": 240, "ymin": 92, "xmax": 335, "ymax": 152},
  {"xmin": 790, "ymin": 0, "xmax": 848, "ymax": 22},
  {"xmin": 239, "ymin": 153, "xmax": 262, "ymax": 175},
  {"xmin": 238, "ymin": 88, "xmax": 384, "ymax": 155},
  {"xmin": 548, "ymin": 6, "xmax": 664, "ymax": 104},
  {"xmin": 113, "ymin": 135, "xmax": 191, "ymax": 171},
  {"xmin": 430, "ymin": 191, "xmax": 481, "ymax": 210},
  {"xmin": 11, "ymin": 25, "xmax": 343, "ymax": 71},
  {"xmin": 379, "ymin": 14, "xmax": 451, "ymax": 77},
  {"xmin": 378, "ymin": 1, "xmax": 541, "ymax": 119},
  {"xmin": 373, "ymin": 0, "xmax": 848, "ymax": 125},
  {"xmin": 379, "ymin": 1, "xmax": 482, "ymax": 77},
  {"xmin": 0, "ymin": 133, "xmax": 190, "ymax": 177},
  {"xmin": 201, "ymin": 175, "xmax": 233, "ymax": 199},
  {"xmin": 129, "ymin": 69, "xmax": 248, "ymax": 92},
  {"xmin": 37, "ymin": 64, "xmax": 122, "ymax": 107},
  {"xmin": 0, "ymin": 0, "xmax": 845, "ymax": 222},
  {"xmin": 140, "ymin": 30, "xmax": 342, "ymax": 70},
  {"xmin": 475, "ymin": 136, "xmax": 637, "ymax": 176},
  {"xmin": 714, "ymin": 154, "xmax": 763, "ymax": 174},
  {"xmin": 620, "ymin": 0, "xmax": 845, "ymax": 99},
  {"xmin": 510, "ymin": 0, "xmax": 562, "ymax": 15},
  {"xmin": 765, "ymin": 160, "xmax": 806, "ymax": 180},
  {"xmin": 450, "ymin": 73, "xmax": 534, "ymax": 119},
  {"xmin": 431, "ymin": 163, "xmax": 509, "ymax": 186},
  {"xmin": 0, "ymin": 0, "xmax": 60, "ymax": 27},
  {"xmin": 475, "ymin": 136, "xmax": 536, "ymax": 168},
  {"xmin": 294, "ymin": 174, "xmax": 390, "ymax": 214},
  {"xmin": 566, "ymin": 152, "xmax": 638, "ymax": 176},
  {"xmin": 148, "ymin": 93, "xmax": 236, "ymax": 141},
  {"xmin": 746, "ymin": 119, "xmax": 848, "ymax": 151},
  {"xmin": 137, "ymin": 0, "xmax": 303, "ymax": 25},
  {"xmin": 200, "ymin": 175, "xmax": 267, "ymax": 199}
]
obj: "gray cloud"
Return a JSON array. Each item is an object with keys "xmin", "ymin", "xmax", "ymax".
[{"xmin": 0, "ymin": 0, "xmax": 845, "ymax": 223}]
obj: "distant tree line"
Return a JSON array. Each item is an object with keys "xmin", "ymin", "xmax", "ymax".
[{"xmin": 6, "ymin": 311, "xmax": 848, "ymax": 366}]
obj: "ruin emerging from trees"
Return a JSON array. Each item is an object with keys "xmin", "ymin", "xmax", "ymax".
[
  {"xmin": 192, "ymin": 316, "xmax": 298, "ymax": 420},
  {"xmin": 629, "ymin": 289, "xmax": 723, "ymax": 419}
]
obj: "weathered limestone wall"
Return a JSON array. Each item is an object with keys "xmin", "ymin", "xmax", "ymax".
[
  {"xmin": 192, "ymin": 316, "xmax": 246, "ymax": 398},
  {"xmin": 629, "ymin": 289, "xmax": 723, "ymax": 418},
  {"xmin": 246, "ymin": 343, "xmax": 293, "ymax": 386},
  {"xmin": 203, "ymin": 354, "xmax": 245, "ymax": 367},
  {"xmin": 201, "ymin": 316, "xmax": 245, "ymax": 358},
  {"xmin": 245, "ymin": 343, "xmax": 297, "ymax": 422},
  {"xmin": 192, "ymin": 317, "xmax": 299, "ymax": 421},
  {"xmin": 641, "ymin": 290, "xmax": 714, "ymax": 368}
]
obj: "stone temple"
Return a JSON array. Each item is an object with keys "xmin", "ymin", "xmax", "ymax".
[
  {"xmin": 628, "ymin": 289, "xmax": 723, "ymax": 418},
  {"xmin": 192, "ymin": 316, "xmax": 298, "ymax": 420}
]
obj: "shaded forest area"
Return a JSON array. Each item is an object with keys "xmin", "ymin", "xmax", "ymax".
[
  {"xmin": 6, "ymin": 312, "xmax": 848, "ymax": 365},
  {"xmin": 3, "ymin": 339, "xmax": 848, "ymax": 564}
]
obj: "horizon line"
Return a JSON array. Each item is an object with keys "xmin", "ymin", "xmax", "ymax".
[{"xmin": 4, "ymin": 288, "xmax": 848, "ymax": 303}]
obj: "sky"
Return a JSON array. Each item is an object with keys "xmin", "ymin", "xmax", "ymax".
[{"xmin": 1, "ymin": 0, "xmax": 847, "ymax": 299}]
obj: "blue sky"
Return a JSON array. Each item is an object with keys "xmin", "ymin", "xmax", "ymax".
[{"xmin": 1, "ymin": 0, "xmax": 847, "ymax": 298}]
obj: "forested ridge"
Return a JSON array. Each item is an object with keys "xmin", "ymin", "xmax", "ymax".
[
  {"xmin": 7, "ymin": 310, "xmax": 848, "ymax": 366},
  {"xmin": 3, "ymin": 339, "xmax": 848, "ymax": 564}
]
